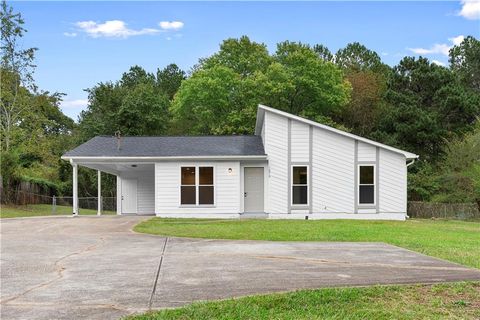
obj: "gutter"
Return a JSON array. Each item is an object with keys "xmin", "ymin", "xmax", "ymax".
[
  {"xmin": 406, "ymin": 159, "xmax": 416, "ymax": 167},
  {"xmin": 61, "ymin": 155, "xmax": 268, "ymax": 162}
]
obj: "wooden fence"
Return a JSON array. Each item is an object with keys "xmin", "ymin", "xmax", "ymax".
[{"xmin": 408, "ymin": 201, "xmax": 480, "ymax": 220}]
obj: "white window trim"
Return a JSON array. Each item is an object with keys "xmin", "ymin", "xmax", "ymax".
[
  {"xmin": 291, "ymin": 165, "xmax": 309, "ymax": 207},
  {"xmin": 179, "ymin": 165, "xmax": 216, "ymax": 207},
  {"xmin": 357, "ymin": 164, "xmax": 376, "ymax": 206}
]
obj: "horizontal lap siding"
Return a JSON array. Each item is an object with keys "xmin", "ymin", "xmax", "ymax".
[
  {"xmin": 265, "ymin": 112, "xmax": 288, "ymax": 213},
  {"xmin": 312, "ymin": 129, "xmax": 355, "ymax": 213},
  {"xmin": 119, "ymin": 170, "xmax": 155, "ymax": 214},
  {"xmin": 137, "ymin": 172, "xmax": 155, "ymax": 214},
  {"xmin": 379, "ymin": 150, "xmax": 406, "ymax": 213},
  {"xmin": 155, "ymin": 162, "xmax": 240, "ymax": 214}
]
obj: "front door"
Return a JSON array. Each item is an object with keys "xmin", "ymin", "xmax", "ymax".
[
  {"xmin": 244, "ymin": 167, "xmax": 264, "ymax": 213},
  {"xmin": 121, "ymin": 178, "xmax": 137, "ymax": 214}
]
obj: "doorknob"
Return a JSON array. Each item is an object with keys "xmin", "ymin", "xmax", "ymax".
[
  {"xmin": 121, "ymin": 196, "xmax": 124, "ymax": 200},
  {"xmin": 244, "ymin": 192, "xmax": 247, "ymax": 198}
]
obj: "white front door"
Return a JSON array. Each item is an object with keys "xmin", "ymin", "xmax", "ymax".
[
  {"xmin": 244, "ymin": 167, "xmax": 264, "ymax": 213},
  {"xmin": 121, "ymin": 178, "xmax": 137, "ymax": 214}
]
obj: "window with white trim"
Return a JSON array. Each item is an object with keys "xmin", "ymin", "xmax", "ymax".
[
  {"xmin": 181, "ymin": 166, "xmax": 214, "ymax": 205},
  {"xmin": 292, "ymin": 166, "xmax": 308, "ymax": 205},
  {"xmin": 359, "ymin": 165, "xmax": 375, "ymax": 205}
]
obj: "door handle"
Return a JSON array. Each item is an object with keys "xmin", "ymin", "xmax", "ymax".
[
  {"xmin": 244, "ymin": 192, "xmax": 247, "ymax": 198},
  {"xmin": 121, "ymin": 196, "xmax": 124, "ymax": 201}
]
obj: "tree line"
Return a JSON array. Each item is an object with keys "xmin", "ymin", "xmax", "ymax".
[{"xmin": 1, "ymin": 2, "xmax": 479, "ymax": 207}]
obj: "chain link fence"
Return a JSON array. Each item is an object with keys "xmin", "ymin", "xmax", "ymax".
[
  {"xmin": 408, "ymin": 201, "xmax": 480, "ymax": 220},
  {"xmin": 1, "ymin": 190, "xmax": 116, "ymax": 215}
]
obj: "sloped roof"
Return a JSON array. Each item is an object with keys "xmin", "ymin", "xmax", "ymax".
[
  {"xmin": 63, "ymin": 135, "xmax": 266, "ymax": 158},
  {"xmin": 255, "ymin": 104, "xmax": 419, "ymax": 159}
]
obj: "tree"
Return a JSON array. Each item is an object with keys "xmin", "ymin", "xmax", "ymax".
[
  {"xmin": 79, "ymin": 65, "xmax": 171, "ymax": 139},
  {"xmin": 0, "ymin": 0, "xmax": 37, "ymax": 151},
  {"xmin": 449, "ymin": 35, "xmax": 480, "ymax": 92},
  {"xmin": 437, "ymin": 120, "xmax": 480, "ymax": 207},
  {"xmin": 199, "ymin": 36, "xmax": 272, "ymax": 77},
  {"xmin": 171, "ymin": 37, "xmax": 351, "ymax": 135},
  {"xmin": 313, "ymin": 44, "xmax": 334, "ymax": 62},
  {"xmin": 156, "ymin": 63, "xmax": 186, "ymax": 100},
  {"xmin": 117, "ymin": 83, "xmax": 170, "ymax": 135},
  {"xmin": 335, "ymin": 42, "xmax": 388, "ymax": 74},
  {"xmin": 273, "ymin": 41, "xmax": 350, "ymax": 116},
  {"xmin": 372, "ymin": 56, "xmax": 479, "ymax": 160},
  {"xmin": 335, "ymin": 70, "xmax": 386, "ymax": 136}
]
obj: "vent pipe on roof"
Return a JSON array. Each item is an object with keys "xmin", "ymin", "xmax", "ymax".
[{"xmin": 115, "ymin": 131, "xmax": 122, "ymax": 151}]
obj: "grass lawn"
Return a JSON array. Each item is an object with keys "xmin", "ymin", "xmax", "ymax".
[
  {"xmin": 0, "ymin": 204, "xmax": 115, "ymax": 218},
  {"xmin": 134, "ymin": 218, "xmax": 480, "ymax": 269},
  {"xmin": 127, "ymin": 282, "xmax": 480, "ymax": 320}
]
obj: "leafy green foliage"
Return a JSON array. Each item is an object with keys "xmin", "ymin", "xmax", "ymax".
[
  {"xmin": 449, "ymin": 36, "xmax": 480, "ymax": 92},
  {"xmin": 373, "ymin": 56, "xmax": 479, "ymax": 160},
  {"xmin": 172, "ymin": 37, "xmax": 350, "ymax": 134},
  {"xmin": 2, "ymin": 0, "xmax": 480, "ymax": 206}
]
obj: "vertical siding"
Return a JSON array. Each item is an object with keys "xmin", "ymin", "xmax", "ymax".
[
  {"xmin": 312, "ymin": 128, "xmax": 355, "ymax": 213},
  {"xmin": 290, "ymin": 120, "xmax": 310, "ymax": 162},
  {"xmin": 379, "ymin": 149, "xmax": 407, "ymax": 213},
  {"xmin": 155, "ymin": 161, "xmax": 240, "ymax": 214},
  {"xmin": 358, "ymin": 142, "xmax": 376, "ymax": 162},
  {"xmin": 264, "ymin": 112, "xmax": 289, "ymax": 213}
]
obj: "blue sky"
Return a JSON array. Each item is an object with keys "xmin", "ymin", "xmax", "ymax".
[{"xmin": 13, "ymin": 1, "xmax": 480, "ymax": 120}]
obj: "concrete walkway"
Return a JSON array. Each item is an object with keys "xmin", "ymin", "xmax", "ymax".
[{"xmin": 1, "ymin": 216, "xmax": 479, "ymax": 319}]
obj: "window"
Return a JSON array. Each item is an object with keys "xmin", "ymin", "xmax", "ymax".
[
  {"xmin": 180, "ymin": 166, "xmax": 214, "ymax": 205},
  {"xmin": 181, "ymin": 167, "xmax": 196, "ymax": 205},
  {"xmin": 292, "ymin": 166, "xmax": 308, "ymax": 205},
  {"xmin": 199, "ymin": 167, "xmax": 214, "ymax": 205},
  {"xmin": 359, "ymin": 165, "xmax": 375, "ymax": 205}
]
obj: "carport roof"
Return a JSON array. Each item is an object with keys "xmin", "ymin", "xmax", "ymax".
[{"xmin": 62, "ymin": 135, "xmax": 266, "ymax": 158}]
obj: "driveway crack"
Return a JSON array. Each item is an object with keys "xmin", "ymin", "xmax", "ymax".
[
  {"xmin": 148, "ymin": 237, "xmax": 169, "ymax": 310},
  {"xmin": 1, "ymin": 237, "xmax": 106, "ymax": 305}
]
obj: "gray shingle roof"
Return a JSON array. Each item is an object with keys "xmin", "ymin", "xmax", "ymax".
[{"xmin": 63, "ymin": 135, "xmax": 266, "ymax": 158}]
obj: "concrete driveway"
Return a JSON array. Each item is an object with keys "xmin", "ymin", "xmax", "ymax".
[{"xmin": 1, "ymin": 216, "xmax": 479, "ymax": 320}]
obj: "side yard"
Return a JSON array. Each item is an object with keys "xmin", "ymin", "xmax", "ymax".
[{"xmin": 0, "ymin": 204, "xmax": 115, "ymax": 218}]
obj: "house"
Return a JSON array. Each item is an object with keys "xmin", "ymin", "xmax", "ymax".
[{"xmin": 62, "ymin": 104, "xmax": 418, "ymax": 220}]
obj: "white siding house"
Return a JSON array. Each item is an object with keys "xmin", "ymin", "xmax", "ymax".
[{"xmin": 62, "ymin": 104, "xmax": 418, "ymax": 221}]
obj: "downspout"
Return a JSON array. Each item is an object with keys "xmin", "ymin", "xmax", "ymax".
[{"xmin": 405, "ymin": 158, "xmax": 416, "ymax": 219}]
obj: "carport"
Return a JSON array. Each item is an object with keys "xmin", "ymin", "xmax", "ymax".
[
  {"xmin": 62, "ymin": 157, "xmax": 155, "ymax": 215},
  {"xmin": 62, "ymin": 158, "xmax": 155, "ymax": 216}
]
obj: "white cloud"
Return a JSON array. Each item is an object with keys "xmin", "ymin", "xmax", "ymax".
[
  {"xmin": 75, "ymin": 20, "xmax": 160, "ymax": 38},
  {"xmin": 458, "ymin": 0, "xmax": 480, "ymax": 20},
  {"xmin": 407, "ymin": 35, "xmax": 464, "ymax": 56},
  {"xmin": 63, "ymin": 32, "xmax": 77, "ymax": 37},
  {"xmin": 159, "ymin": 21, "xmax": 184, "ymax": 30},
  {"xmin": 61, "ymin": 99, "xmax": 88, "ymax": 109},
  {"xmin": 432, "ymin": 60, "xmax": 446, "ymax": 67},
  {"xmin": 449, "ymin": 35, "xmax": 465, "ymax": 46}
]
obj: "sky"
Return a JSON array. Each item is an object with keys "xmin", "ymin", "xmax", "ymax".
[{"xmin": 12, "ymin": 1, "xmax": 480, "ymax": 121}]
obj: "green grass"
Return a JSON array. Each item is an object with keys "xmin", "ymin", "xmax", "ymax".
[
  {"xmin": 134, "ymin": 218, "xmax": 480, "ymax": 269},
  {"xmin": 127, "ymin": 282, "xmax": 480, "ymax": 320},
  {"xmin": 0, "ymin": 204, "xmax": 115, "ymax": 218}
]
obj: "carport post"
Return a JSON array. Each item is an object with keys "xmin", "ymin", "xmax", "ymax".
[
  {"xmin": 97, "ymin": 170, "xmax": 102, "ymax": 215},
  {"xmin": 72, "ymin": 162, "xmax": 78, "ymax": 216}
]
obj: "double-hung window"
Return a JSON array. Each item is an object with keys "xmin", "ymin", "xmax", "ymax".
[
  {"xmin": 292, "ymin": 166, "xmax": 308, "ymax": 205},
  {"xmin": 359, "ymin": 165, "xmax": 375, "ymax": 205},
  {"xmin": 181, "ymin": 166, "xmax": 214, "ymax": 206}
]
